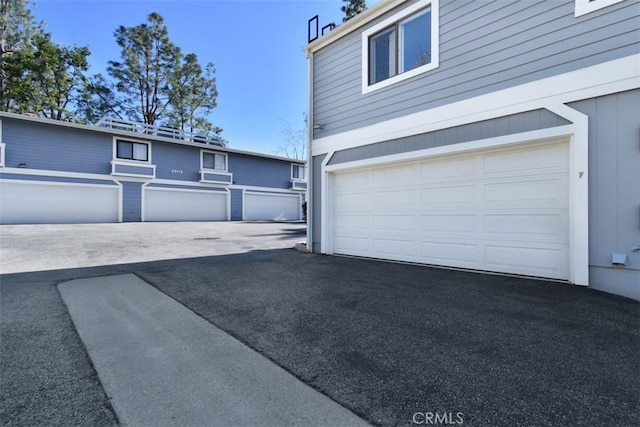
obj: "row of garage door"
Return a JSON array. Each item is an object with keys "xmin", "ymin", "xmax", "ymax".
[
  {"xmin": 329, "ymin": 139, "xmax": 570, "ymax": 281},
  {"xmin": 0, "ymin": 183, "xmax": 302, "ymax": 223}
]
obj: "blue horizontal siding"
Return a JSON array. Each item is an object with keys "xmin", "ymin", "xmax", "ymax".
[
  {"xmin": 230, "ymin": 189, "xmax": 243, "ymax": 220},
  {"xmin": 152, "ymin": 143, "xmax": 201, "ymax": 182},
  {"xmin": 228, "ymin": 154, "xmax": 292, "ymax": 189},
  {"xmin": 121, "ymin": 181, "xmax": 142, "ymax": 222},
  {"xmin": 3, "ymin": 119, "xmax": 112, "ymax": 174}
]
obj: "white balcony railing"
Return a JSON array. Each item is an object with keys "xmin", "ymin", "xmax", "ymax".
[{"xmin": 95, "ymin": 117, "xmax": 226, "ymax": 147}]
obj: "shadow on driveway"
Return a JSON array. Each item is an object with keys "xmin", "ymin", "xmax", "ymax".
[{"xmin": 1, "ymin": 249, "xmax": 638, "ymax": 426}]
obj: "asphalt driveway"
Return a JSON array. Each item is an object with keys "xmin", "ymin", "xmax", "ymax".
[{"xmin": 1, "ymin": 222, "xmax": 638, "ymax": 426}]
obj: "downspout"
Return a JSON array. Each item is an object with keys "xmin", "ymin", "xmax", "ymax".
[{"xmin": 305, "ymin": 50, "xmax": 314, "ymax": 252}]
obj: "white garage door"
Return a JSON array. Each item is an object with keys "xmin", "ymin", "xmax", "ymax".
[
  {"xmin": 144, "ymin": 188, "xmax": 227, "ymax": 221},
  {"xmin": 0, "ymin": 180, "xmax": 120, "ymax": 224},
  {"xmin": 244, "ymin": 192, "xmax": 300, "ymax": 221},
  {"xmin": 332, "ymin": 140, "xmax": 570, "ymax": 280}
]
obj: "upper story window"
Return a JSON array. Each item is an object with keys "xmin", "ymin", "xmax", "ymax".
[
  {"xmin": 202, "ymin": 151, "xmax": 227, "ymax": 171},
  {"xmin": 362, "ymin": 0, "xmax": 439, "ymax": 94},
  {"xmin": 116, "ymin": 140, "xmax": 149, "ymax": 162},
  {"xmin": 370, "ymin": 9, "xmax": 431, "ymax": 85},
  {"xmin": 575, "ymin": 0, "xmax": 625, "ymax": 17},
  {"xmin": 292, "ymin": 164, "xmax": 306, "ymax": 180}
]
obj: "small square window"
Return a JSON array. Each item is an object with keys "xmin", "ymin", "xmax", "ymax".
[
  {"xmin": 203, "ymin": 152, "xmax": 227, "ymax": 171},
  {"xmin": 292, "ymin": 164, "xmax": 306, "ymax": 180},
  {"xmin": 117, "ymin": 140, "xmax": 148, "ymax": 162}
]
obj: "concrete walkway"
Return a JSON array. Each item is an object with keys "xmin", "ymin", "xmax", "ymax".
[{"xmin": 58, "ymin": 274, "xmax": 368, "ymax": 427}]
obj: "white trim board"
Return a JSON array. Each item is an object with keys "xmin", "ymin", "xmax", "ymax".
[
  {"xmin": 0, "ymin": 168, "xmax": 302, "ymax": 196},
  {"xmin": 312, "ymin": 54, "xmax": 640, "ymax": 156}
]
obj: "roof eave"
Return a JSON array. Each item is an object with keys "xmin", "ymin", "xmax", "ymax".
[{"xmin": 303, "ymin": 0, "xmax": 407, "ymax": 55}]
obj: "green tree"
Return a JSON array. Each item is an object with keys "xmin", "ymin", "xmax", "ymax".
[
  {"xmin": 2, "ymin": 4, "xmax": 90, "ymax": 119},
  {"xmin": 341, "ymin": 0, "xmax": 367, "ymax": 22},
  {"xmin": 0, "ymin": 0, "xmax": 42, "ymax": 110},
  {"xmin": 76, "ymin": 73, "xmax": 122, "ymax": 124},
  {"xmin": 89, "ymin": 12, "xmax": 221, "ymax": 137},
  {"xmin": 165, "ymin": 52, "xmax": 220, "ymax": 136},
  {"xmin": 19, "ymin": 33, "xmax": 89, "ymax": 119},
  {"xmin": 106, "ymin": 12, "xmax": 179, "ymax": 125}
]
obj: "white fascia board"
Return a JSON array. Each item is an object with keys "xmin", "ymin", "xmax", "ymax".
[{"xmin": 312, "ymin": 54, "xmax": 640, "ymax": 156}]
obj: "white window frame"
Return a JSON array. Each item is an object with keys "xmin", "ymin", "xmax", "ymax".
[
  {"xmin": 113, "ymin": 138, "xmax": 151, "ymax": 164},
  {"xmin": 369, "ymin": 26, "xmax": 397, "ymax": 86},
  {"xmin": 362, "ymin": 0, "xmax": 439, "ymax": 94},
  {"xmin": 0, "ymin": 119, "xmax": 3, "ymax": 168},
  {"xmin": 575, "ymin": 0, "xmax": 625, "ymax": 17},
  {"xmin": 291, "ymin": 164, "xmax": 306, "ymax": 181},
  {"xmin": 201, "ymin": 150, "xmax": 228, "ymax": 172}
]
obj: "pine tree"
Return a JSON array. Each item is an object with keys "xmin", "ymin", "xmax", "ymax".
[
  {"xmin": 165, "ymin": 52, "xmax": 219, "ymax": 136},
  {"xmin": 106, "ymin": 12, "xmax": 179, "ymax": 125},
  {"xmin": 82, "ymin": 12, "xmax": 220, "ymax": 137},
  {"xmin": 341, "ymin": 0, "xmax": 367, "ymax": 22}
]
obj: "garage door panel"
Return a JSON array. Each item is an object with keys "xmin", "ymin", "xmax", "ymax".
[
  {"xmin": 373, "ymin": 189, "xmax": 416, "ymax": 208},
  {"xmin": 336, "ymin": 170, "xmax": 370, "ymax": 188},
  {"xmin": 421, "ymin": 214, "xmax": 477, "ymax": 233},
  {"xmin": 0, "ymin": 181, "xmax": 119, "ymax": 224},
  {"xmin": 373, "ymin": 238, "xmax": 417, "ymax": 258},
  {"xmin": 335, "ymin": 236, "xmax": 370, "ymax": 254},
  {"xmin": 335, "ymin": 192, "xmax": 369, "ymax": 212},
  {"xmin": 485, "ymin": 213, "xmax": 566, "ymax": 240},
  {"xmin": 485, "ymin": 245, "xmax": 568, "ymax": 279},
  {"xmin": 420, "ymin": 185, "xmax": 478, "ymax": 205},
  {"xmin": 373, "ymin": 164, "xmax": 419, "ymax": 186},
  {"xmin": 484, "ymin": 178, "xmax": 566, "ymax": 204},
  {"xmin": 484, "ymin": 143, "xmax": 568, "ymax": 174},
  {"xmin": 145, "ymin": 189, "xmax": 227, "ymax": 221},
  {"xmin": 421, "ymin": 241, "xmax": 479, "ymax": 265},
  {"xmin": 420, "ymin": 156, "xmax": 477, "ymax": 181},
  {"xmin": 332, "ymin": 139, "xmax": 570, "ymax": 281},
  {"xmin": 243, "ymin": 192, "xmax": 300, "ymax": 221},
  {"xmin": 336, "ymin": 214, "xmax": 370, "ymax": 230},
  {"xmin": 373, "ymin": 215, "xmax": 416, "ymax": 231}
]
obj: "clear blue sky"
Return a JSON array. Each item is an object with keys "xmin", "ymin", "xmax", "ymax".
[{"xmin": 31, "ymin": 0, "xmax": 359, "ymax": 155}]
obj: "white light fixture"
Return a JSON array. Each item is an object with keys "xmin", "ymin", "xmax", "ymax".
[{"xmin": 312, "ymin": 124, "xmax": 323, "ymax": 130}]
